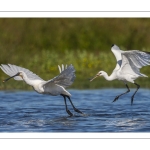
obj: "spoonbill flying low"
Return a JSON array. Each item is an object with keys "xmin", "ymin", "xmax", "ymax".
[
  {"xmin": 0, "ymin": 64, "xmax": 82, "ymax": 116},
  {"xmin": 90, "ymin": 44, "xmax": 150, "ymax": 105}
]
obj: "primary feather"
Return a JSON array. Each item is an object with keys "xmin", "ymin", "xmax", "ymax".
[
  {"xmin": 0, "ymin": 64, "xmax": 44, "ymax": 81},
  {"xmin": 45, "ymin": 64, "xmax": 76, "ymax": 88}
]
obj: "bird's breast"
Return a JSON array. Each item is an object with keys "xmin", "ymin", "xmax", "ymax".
[
  {"xmin": 116, "ymin": 71, "xmax": 125, "ymax": 81},
  {"xmin": 32, "ymin": 82, "xmax": 44, "ymax": 94}
]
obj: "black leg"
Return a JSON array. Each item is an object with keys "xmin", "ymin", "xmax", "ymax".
[
  {"xmin": 113, "ymin": 84, "xmax": 130, "ymax": 102},
  {"xmin": 131, "ymin": 83, "xmax": 140, "ymax": 105},
  {"xmin": 66, "ymin": 96, "xmax": 83, "ymax": 114},
  {"xmin": 61, "ymin": 94, "xmax": 73, "ymax": 116}
]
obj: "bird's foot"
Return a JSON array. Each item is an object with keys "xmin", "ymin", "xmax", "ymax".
[
  {"xmin": 74, "ymin": 108, "xmax": 83, "ymax": 114},
  {"xmin": 67, "ymin": 110, "xmax": 73, "ymax": 117},
  {"xmin": 113, "ymin": 96, "xmax": 119, "ymax": 103}
]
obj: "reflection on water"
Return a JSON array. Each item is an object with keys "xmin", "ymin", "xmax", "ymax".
[{"xmin": 0, "ymin": 89, "xmax": 150, "ymax": 132}]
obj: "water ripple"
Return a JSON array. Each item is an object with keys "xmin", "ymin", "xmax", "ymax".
[{"xmin": 0, "ymin": 89, "xmax": 150, "ymax": 132}]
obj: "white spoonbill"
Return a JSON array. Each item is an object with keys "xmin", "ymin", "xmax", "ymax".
[
  {"xmin": 90, "ymin": 44, "xmax": 150, "ymax": 105},
  {"xmin": 0, "ymin": 64, "xmax": 82, "ymax": 116}
]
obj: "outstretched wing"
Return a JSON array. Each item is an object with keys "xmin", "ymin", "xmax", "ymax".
[
  {"xmin": 44, "ymin": 64, "xmax": 76, "ymax": 88},
  {"xmin": 111, "ymin": 44, "xmax": 124, "ymax": 72},
  {"xmin": 122, "ymin": 50, "xmax": 150, "ymax": 68},
  {"xmin": 0, "ymin": 64, "xmax": 44, "ymax": 81},
  {"xmin": 111, "ymin": 44, "xmax": 124, "ymax": 62},
  {"xmin": 120, "ymin": 50, "xmax": 150, "ymax": 76}
]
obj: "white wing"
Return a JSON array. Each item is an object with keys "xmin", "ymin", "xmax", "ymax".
[
  {"xmin": 120, "ymin": 54, "xmax": 140, "ymax": 76},
  {"xmin": 0, "ymin": 64, "xmax": 44, "ymax": 81},
  {"xmin": 120, "ymin": 51, "xmax": 150, "ymax": 77},
  {"xmin": 111, "ymin": 44, "xmax": 150, "ymax": 70},
  {"xmin": 111, "ymin": 44, "xmax": 124, "ymax": 62},
  {"xmin": 43, "ymin": 64, "xmax": 76, "ymax": 88},
  {"xmin": 122, "ymin": 50, "xmax": 150, "ymax": 68},
  {"xmin": 111, "ymin": 44, "xmax": 124, "ymax": 72}
]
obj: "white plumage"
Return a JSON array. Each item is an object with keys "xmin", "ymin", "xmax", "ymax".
[
  {"xmin": 1, "ymin": 64, "xmax": 44, "ymax": 81},
  {"xmin": 0, "ymin": 64, "xmax": 82, "ymax": 116},
  {"xmin": 90, "ymin": 44, "xmax": 150, "ymax": 105}
]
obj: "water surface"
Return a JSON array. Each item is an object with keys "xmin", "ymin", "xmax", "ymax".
[{"xmin": 0, "ymin": 89, "xmax": 150, "ymax": 132}]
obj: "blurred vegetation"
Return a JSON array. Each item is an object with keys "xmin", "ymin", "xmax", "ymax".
[{"xmin": 0, "ymin": 18, "xmax": 150, "ymax": 90}]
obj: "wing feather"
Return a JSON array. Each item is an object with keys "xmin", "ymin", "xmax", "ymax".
[
  {"xmin": 58, "ymin": 65, "xmax": 61, "ymax": 73},
  {"xmin": 62, "ymin": 64, "xmax": 64, "ymax": 72},
  {"xmin": 65, "ymin": 64, "xmax": 67, "ymax": 69},
  {"xmin": 120, "ymin": 51, "xmax": 150, "ymax": 77},
  {"xmin": 122, "ymin": 50, "xmax": 150, "ymax": 69},
  {"xmin": 0, "ymin": 64, "xmax": 44, "ymax": 81},
  {"xmin": 121, "ymin": 54, "xmax": 140, "ymax": 75},
  {"xmin": 44, "ymin": 64, "xmax": 76, "ymax": 88},
  {"xmin": 111, "ymin": 45, "xmax": 150, "ymax": 77},
  {"xmin": 1, "ymin": 64, "xmax": 14, "ymax": 76}
]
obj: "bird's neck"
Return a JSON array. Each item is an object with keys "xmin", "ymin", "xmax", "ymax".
[
  {"xmin": 22, "ymin": 74, "xmax": 35, "ymax": 86},
  {"xmin": 22, "ymin": 73, "xmax": 43, "ymax": 92},
  {"xmin": 102, "ymin": 72, "xmax": 116, "ymax": 81}
]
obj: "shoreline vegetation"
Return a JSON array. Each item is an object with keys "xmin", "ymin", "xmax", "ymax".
[
  {"xmin": 0, "ymin": 18, "xmax": 150, "ymax": 90},
  {"xmin": 1, "ymin": 50, "xmax": 150, "ymax": 90}
]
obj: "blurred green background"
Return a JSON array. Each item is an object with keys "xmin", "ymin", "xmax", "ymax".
[{"xmin": 0, "ymin": 18, "xmax": 150, "ymax": 90}]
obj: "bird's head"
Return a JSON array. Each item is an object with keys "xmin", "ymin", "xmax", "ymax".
[
  {"xmin": 3, "ymin": 71, "xmax": 24, "ymax": 82},
  {"xmin": 90, "ymin": 71, "xmax": 105, "ymax": 82}
]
